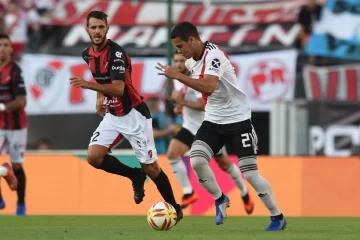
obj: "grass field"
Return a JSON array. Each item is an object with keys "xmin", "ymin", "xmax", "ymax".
[{"xmin": 0, "ymin": 216, "xmax": 359, "ymax": 240}]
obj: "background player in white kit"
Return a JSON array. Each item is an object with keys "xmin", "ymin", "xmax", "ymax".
[
  {"xmin": 156, "ymin": 22, "xmax": 286, "ymax": 230},
  {"xmin": 168, "ymin": 51, "xmax": 254, "ymax": 214}
]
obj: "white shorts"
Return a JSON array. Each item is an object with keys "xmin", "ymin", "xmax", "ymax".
[
  {"xmin": 89, "ymin": 108, "xmax": 157, "ymax": 164},
  {"xmin": 0, "ymin": 128, "xmax": 27, "ymax": 163}
]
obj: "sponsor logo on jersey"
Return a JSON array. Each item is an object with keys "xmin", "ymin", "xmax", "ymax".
[
  {"xmin": 115, "ymin": 51, "xmax": 123, "ymax": 58},
  {"xmin": 211, "ymin": 58, "xmax": 221, "ymax": 68}
]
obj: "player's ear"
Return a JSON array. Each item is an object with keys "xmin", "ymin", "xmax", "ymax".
[
  {"xmin": 188, "ymin": 36, "xmax": 194, "ymax": 43},
  {"xmin": 188, "ymin": 36, "xmax": 197, "ymax": 46}
]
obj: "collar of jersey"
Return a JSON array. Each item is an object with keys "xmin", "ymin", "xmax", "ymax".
[
  {"xmin": 195, "ymin": 41, "xmax": 208, "ymax": 61},
  {"xmin": 89, "ymin": 39, "xmax": 111, "ymax": 57}
]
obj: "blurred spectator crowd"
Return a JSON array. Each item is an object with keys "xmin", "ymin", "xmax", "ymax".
[
  {"xmin": 0, "ymin": 0, "xmax": 57, "ymax": 59},
  {"xmin": 0, "ymin": 0, "xmax": 330, "ymax": 153}
]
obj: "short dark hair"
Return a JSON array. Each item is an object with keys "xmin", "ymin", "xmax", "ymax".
[
  {"xmin": 86, "ymin": 11, "xmax": 108, "ymax": 26},
  {"xmin": 170, "ymin": 21, "xmax": 200, "ymax": 41},
  {"xmin": 0, "ymin": 33, "xmax": 10, "ymax": 41}
]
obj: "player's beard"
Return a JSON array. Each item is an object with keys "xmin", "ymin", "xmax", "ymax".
[
  {"xmin": 91, "ymin": 35, "xmax": 106, "ymax": 46},
  {"xmin": 0, "ymin": 53, "xmax": 9, "ymax": 64}
]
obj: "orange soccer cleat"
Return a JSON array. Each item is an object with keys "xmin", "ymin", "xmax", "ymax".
[
  {"xmin": 180, "ymin": 192, "xmax": 198, "ymax": 209},
  {"xmin": 243, "ymin": 193, "xmax": 254, "ymax": 215}
]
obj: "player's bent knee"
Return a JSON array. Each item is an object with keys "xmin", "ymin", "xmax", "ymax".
[
  {"xmin": 167, "ymin": 151, "xmax": 181, "ymax": 160},
  {"xmin": 87, "ymin": 145, "xmax": 108, "ymax": 168},
  {"xmin": 214, "ymin": 155, "xmax": 230, "ymax": 171},
  {"xmin": 11, "ymin": 162, "xmax": 22, "ymax": 170},
  {"xmin": 86, "ymin": 155, "xmax": 102, "ymax": 168},
  {"xmin": 190, "ymin": 156, "xmax": 208, "ymax": 170},
  {"xmin": 190, "ymin": 140, "xmax": 213, "ymax": 170},
  {"xmin": 167, "ymin": 141, "xmax": 188, "ymax": 160},
  {"xmin": 239, "ymin": 155, "xmax": 259, "ymax": 182},
  {"xmin": 242, "ymin": 169, "xmax": 259, "ymax": 184},
  {"xmin": 218, "ymin": 162, "xmax": 229, "ymax": 172},
  {"xmin": 166, "ymin": 150, "xmax": 177, "ymax": 160},
  {"xmin": 141, "ymin": 162, "xmax": 160, "ymax": 179}
]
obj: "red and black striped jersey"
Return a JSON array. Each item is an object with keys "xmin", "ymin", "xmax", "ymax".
[
  {"xmin": 82, "ymin": 40, "xmax": 143, "ymax": 116},
  {"xmin": 0, "ymin": 61, "xmax": 27, "ymax": 130}
]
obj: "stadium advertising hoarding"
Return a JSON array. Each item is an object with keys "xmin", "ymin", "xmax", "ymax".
[
  {"xmin": 305, "ymin": 0, "xmax": 360, "ymax": 60},
  {"xmin": 308, "ymin": 101, "xmax": 360, "ymax": 156},
  {"xmin": 1, "ymin": 154, "xmax": 359, "ymax": 216},
  {"xmin": 303, "ymin": 64, "xmax": 360, "ymax": 101},
  {"xmin": 21, "ymin": 50, "xmax": 297, "ymax": 114},
  {"xmin": 41, "ymin": 0, "xmax": 305, "ymax": 55}
]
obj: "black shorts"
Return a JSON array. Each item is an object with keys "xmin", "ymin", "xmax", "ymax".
[
  {"xmin": 173, "ymin": 127, "xmax": 195, "ymax": 148},
  {"xmin": 194, "ymin": 119, "xmax": 258, "ymax": 158}
]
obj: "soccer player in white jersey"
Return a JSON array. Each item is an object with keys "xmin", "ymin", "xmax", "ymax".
[
  {"xmin": 156, "ymin": 22, "xmax": 286, "ymax": 230},
  {"xmin": 168, "ymin": 51, "xmax": 254, "ymax": 214}
]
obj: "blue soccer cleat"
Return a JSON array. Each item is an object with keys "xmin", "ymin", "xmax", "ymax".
[
  {"xmin": 0, "ymin": 197, "xmax": 5, "ymax": 209},
  {"xmin": 215, "ymin": 194, "xmax": 230, "ymax": 225},
  {"xmin": 265, "ymin": 216, "xmax": 287, "ymax": 231},
  {"xmin": 16, "ymin": 203, "xmax": 26, "ymax": 216}
]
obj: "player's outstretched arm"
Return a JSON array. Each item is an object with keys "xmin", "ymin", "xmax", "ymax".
[
  {"xmin": 0, "ymin": 95, "xmax": 26, "ymax": 112},
  {"xmin": 87, "ymin": 80, "xmax": 125, "ymax": 96},
  {"xmin": 156, "ymin": 63, "xmax": 218, "ymax": 96},
  {"xmin": 70, "ymin": 77, "xmax": 125, "ymax": 96}
]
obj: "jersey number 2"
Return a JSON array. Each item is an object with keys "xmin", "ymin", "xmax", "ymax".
[{"xmin": 92, "ymin": 132, "xmax": 100, "ymax": 142}]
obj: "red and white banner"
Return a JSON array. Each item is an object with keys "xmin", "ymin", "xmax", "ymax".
[
  {"xmin": 21, "ymin": 50, "xmax": 297, "ymax": 115},
  {"xmin": 303, "ymin": 64, "xmax": 360, "ymax": 101},
  {"xmin": 38, "ymin": 0, "xmax": 305, "ymax": 56},
  {"xmin": 49, "ymin": 0, "xmax": 305, "ymax": 26}
]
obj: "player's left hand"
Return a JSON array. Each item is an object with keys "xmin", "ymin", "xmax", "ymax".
[
  {"xmin": 156, "ymin": 63, "xmax": 180, "ymax": 79},
  {"xmin": 69, "ymin": 77, "xmax": 89, "ymax": 89}
]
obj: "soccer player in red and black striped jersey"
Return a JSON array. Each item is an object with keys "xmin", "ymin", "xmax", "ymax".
[
  {"xmin": 0, "ymin": 33, "xmax": 27, "ymax": 216},
  {"xmin": 69, "ymin": 11, "xmax": 183, "ymax": 222}
]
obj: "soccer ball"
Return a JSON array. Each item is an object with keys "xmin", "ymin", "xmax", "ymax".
[{"xmin": 147, "ymin": 202, "xmax": 177, "ymax": 230}]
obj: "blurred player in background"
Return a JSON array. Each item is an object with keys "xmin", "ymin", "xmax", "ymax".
[
  {"xmin": 69, "ymin": 11, "xmax": 183, "ymax": 222},
  {"xmin": 168, "ymin": 51, "xmax": 254, "ymax": 214},
  {"xmin": 0, "ymin": 33, "xmax": 27, "ymax": 216},
  {"xmin": 146, "ymin": 97, "xmax": 174, "ymax": 154},
  {"xmin": 156, "ymin": 22, "xmax": 285, "ymax": 230}
]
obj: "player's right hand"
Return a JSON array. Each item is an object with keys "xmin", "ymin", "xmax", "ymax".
[{"xmin": 96, "ymin": 95, "xmax": 105, "ymax": 117}]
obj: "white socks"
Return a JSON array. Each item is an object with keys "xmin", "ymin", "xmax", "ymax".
[
  {"xmin": 190, "ymin": 156, "xmax": 222, "ymax": 200},
  {"xmin": 240, "ymin": 156, "xmax": 281, "ymax": 216},
  {"xmin": 169, "ymin": 157, "xmax": 193, "ymax": 195},
  {"xmin": 227, "ymin": 163, "xmax": 248, "ymax": 197},
  {"xmin": 0, "ymin": 166, "xmax": 8, "ymax": 177}
]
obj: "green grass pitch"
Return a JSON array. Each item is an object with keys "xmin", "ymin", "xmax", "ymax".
[{"xmin": 0, "ymin": 216, "xmax": 359, "ymax": 240}]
